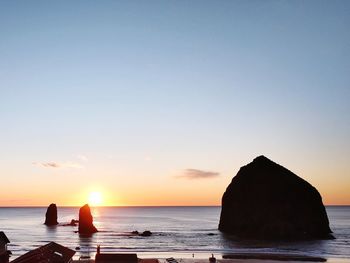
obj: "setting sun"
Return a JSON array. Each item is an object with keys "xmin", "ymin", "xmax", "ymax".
[{"xmin": 88, "ymin": 191, "xmax": 102, "ymax": 206}]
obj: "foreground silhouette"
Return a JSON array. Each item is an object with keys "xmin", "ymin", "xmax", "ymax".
[
  {"xmin": 78, "ymin": 204, "xmax": 98, "ymax": 234},
  {"xmin": 11, "ymin": 242, "xmax": 75, "ymax": 263},
  {"xmin": 0, "ymin": 232, "xmax": 10, "ymax": 263},
  {"xmin": 219, "ymin": 155, "xmax": 333, "ymax": 240}
]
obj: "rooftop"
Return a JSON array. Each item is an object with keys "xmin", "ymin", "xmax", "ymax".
[{"xmin": 11, "ymin": 242, "xmax": 75, "ymax": 263}]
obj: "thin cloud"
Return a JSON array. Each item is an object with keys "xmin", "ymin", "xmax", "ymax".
[
  {"xmin": 76, "ymin": 155, "xmax": 88, "ymax": 162},
  {"xmin": 33, "ymin": 162, "xmax": 83, "ymax": 169},
  {"xmin": 176, "ymin": 169, "xmax": 220, "ymax": 179}
]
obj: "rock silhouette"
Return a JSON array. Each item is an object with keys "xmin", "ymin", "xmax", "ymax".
[
  {"xmin": 219, "ymin": 156, "xmax": 333, "ymax": 240},
  {"xmin": 44, "ymin": 203, "xmax": 58, "ymax": 226},
  {"xmin": 78, "ymin": 204, "xmax": 98, "ymax": 234},
  {"xmin": 62, "ymin": 219, "xmax": 79, "ymax": 226},
  {"xmin": 140, "ymin": 230, "xmax": 152, "ymax": 237}
]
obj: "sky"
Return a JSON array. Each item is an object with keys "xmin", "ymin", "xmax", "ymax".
[{"xmin": 0, "ymin": 0, "xmax": 349, "ymax": 206}]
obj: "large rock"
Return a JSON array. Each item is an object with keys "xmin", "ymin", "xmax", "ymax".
[
  {"xmin": 219, "ymin": 156, "xmax": 333, "ymax": 240},
  {"xmin": 78, "ymin": 204, "xmax": 98, "ymax": 234},
  {"xmin": 44, "ymin": 203, "xmax": 58, "ymax": 225}
]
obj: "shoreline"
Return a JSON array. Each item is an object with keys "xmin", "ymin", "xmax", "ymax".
[
  {"xmin": 70, "ymin": 255, "xmax": 350, "ymax": 263},
  {"xmin": 68, "ymin": 251, "xmax": 350, "ymax": 263}
]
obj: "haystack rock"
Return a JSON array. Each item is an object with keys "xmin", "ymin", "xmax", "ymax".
[
  {"xmin": 219, "ymin": 156, "xmax": 333, "ymax": 240},
  {"xmin": 44, "ymin": 203, "xmax": 58, "ymax": 226},
  {"xmin": 78, "ymin": 204, "xmax": 98, "ymax": 234}
]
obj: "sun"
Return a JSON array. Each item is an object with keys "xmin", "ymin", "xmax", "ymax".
[{"xmin": 88, "ymin": 191, "xmax": 103, "ymax": 206}]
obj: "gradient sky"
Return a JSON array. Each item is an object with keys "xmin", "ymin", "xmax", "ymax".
[{"xmin": 0, "ymin": 0, "xmax": 349, "ymax": 206}]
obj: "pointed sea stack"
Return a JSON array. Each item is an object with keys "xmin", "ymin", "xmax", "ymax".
[
  {"xmin": 219, "ymin": 156, "xmax": 333, "ymax": 240},
  {"xmin": 44, "ymin": 203, "xmax": 58, "ymax": 226},
  {"xmin": 78, "ymin": 204, "xmax": 98, "ymax": 234}
]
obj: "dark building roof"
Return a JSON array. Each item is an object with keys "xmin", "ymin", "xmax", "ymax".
[
  {"xmin": 95, "ymin": 253, "xmax": 138, "ymax": 263},
  {"xmin": 0, "ymin": 232, "xmax": 10, "ymax": 243},
  {"xmin": 11, "ymin": 242, "xmax": 75, "ymax": 263}
]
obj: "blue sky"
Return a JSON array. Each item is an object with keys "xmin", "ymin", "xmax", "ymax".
[{"xmin": 0, "ymin": 1, "xmax": 349, "ymax": 205}]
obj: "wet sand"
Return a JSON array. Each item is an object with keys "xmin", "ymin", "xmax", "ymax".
[{"xmin": 72, "ymin": 256, "xmax": 334, "ymax": 263}]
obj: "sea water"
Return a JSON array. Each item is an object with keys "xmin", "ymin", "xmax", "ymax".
[{"xmin": 0, "ymin": 206, "xmax": 349, "ymax": 261}]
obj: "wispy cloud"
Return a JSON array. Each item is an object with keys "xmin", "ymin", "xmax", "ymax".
[
  {"xmin": 33, "ymin": 161, "xmax": 83, "ymax": 169},
  {"xmin": 76, "ymin": 154, "xmax": 88, "ymax": 162},
  {"xmin": 176, "ymin": 169, "xmax": 220, "ymax": 179}
]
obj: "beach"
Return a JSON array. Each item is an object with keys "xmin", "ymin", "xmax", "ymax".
[{"xmin": 70, "ymin": 257, "xmax": 350, "ymax": 263}]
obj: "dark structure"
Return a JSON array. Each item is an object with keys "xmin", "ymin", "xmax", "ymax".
[
  {"xmin": 44, "ymin": 203, "xmax": 58, "ymax": 226},
  {"xmin": 95, "ymin": 253, "xmax": 138, "ymax": 263},
  {"xmin": 11, "ymin": 242, "xmax": 75, "ymax": 263},
  {"xmin": 95, "ymin": 246, "xmax": 138, "ymax": 263},
  {"xmin": 219, "ymin": 155, "xmax": 333, "ymax": 240},
  {"xmin": 222, "ymin": 253, "xmax": 326, "ymax": 262},
  {"xmin": 78, "ymin": 204, "xmax": 98, "ymax": 234},
  {"xmin": 0, "ymin": 232, "xmax": 10, "ymax": 263}
]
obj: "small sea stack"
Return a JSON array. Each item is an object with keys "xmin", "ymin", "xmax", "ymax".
[
  {"xmin": 140, "ymin": 230, "xmax": 152, "ymax": 237},
  {"xmin": 44, "ymin": 203, "xmax": 58, "ymax": 226},
  {"xmin": 219, "ymin": 155, "xmax": 333, "ymax": 240},
  {"xmin": 78, "ymin": 204, "xmax": 98, "ymax": 234}
]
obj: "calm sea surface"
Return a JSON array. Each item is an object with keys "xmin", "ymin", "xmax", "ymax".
[{"xmin": 0, "ymin": 206, "xmax": 349, "ymax": 261}]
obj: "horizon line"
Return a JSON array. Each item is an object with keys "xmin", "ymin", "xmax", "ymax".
[
  {"xmin": 0, "ymin": 205, "xmax": 221, "ymax": 208},
  {"xmin": 0, "ymin": 204, "xmax": 349, "ymax": 208}
]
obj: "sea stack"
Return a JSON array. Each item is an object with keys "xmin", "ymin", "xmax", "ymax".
[
  {"xmin": 78, "ymin": 204, "xmax": 98, "ymax": 234},
  {"xmin": 44, "ymin": 203, "xmax": 58, "ymax": 225},
  {"xmin": 219, "ymin": 156, "xmax": 333, "ymax": 240}
]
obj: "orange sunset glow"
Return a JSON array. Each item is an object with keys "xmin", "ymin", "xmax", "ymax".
[
  {"xmin": 0, "ymin": 1, "xmax": 349, "ymax": 209},
  {"xmin": 1, "ymin": 2, "xmax": 350, "ymax": 262}
]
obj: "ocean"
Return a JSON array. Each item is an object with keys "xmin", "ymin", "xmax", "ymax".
[{"xmin": 0, "ymin": 206, "xmax": 349, "ymax": 261}]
